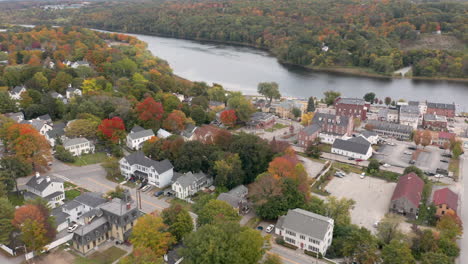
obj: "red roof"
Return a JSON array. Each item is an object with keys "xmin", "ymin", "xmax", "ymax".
[
  {"xmin": 438, "ymin": 131, "xmax": 455, "ymax": 139},
  {"xmin": 391, "ymin": 172, "xmax": 424, "ymax": 207},
  {"xmin": 433, "ymin": 188, "xmax": 458, "ymax": 211}
]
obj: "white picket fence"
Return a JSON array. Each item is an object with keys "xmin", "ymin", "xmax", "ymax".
[
  {"xmin": 44, "ymin": 233, "xmax": 73, "ymax": 251},
  {"xmin": 0, "ymin": 244, "xmax": 14, "ymax": 256}
]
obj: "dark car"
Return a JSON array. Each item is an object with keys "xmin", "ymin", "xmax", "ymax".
[
  {"xmin": 440, "ymin": 160, "xmax": 449, "ymax": 163},
  {"xmin": 154, "ymin": 191, "xmax": 164, "ymax": 197},
  {"xmin": 408, "ymin": 146, "xmax": 417, "ymax": 150},
  {"xmin": 256, "ymin": 226, "xmax": 264, "ymax": 231},
  {"xmin": 424, "ymin": 171, "xmax": 436, "ymax": 176},
  {"xmin": 409, "ymin": 160, "xmax": 416, "ymax": 164},
  {"xmin": 348, "ymin": 157, "xmax": 355, "ymax": 160},
  {"xmin": 442, "ymin": 153, "xmax": 452, "ymax": 158}
]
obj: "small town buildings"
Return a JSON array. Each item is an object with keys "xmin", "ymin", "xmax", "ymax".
[
  {"xmin": 24, "ymin": 173, "xmax": 65, "ymax": 208},
  {"xmin": 45, "ymin": 122, "xmax": 66, "ymax": 147},
  {"xmin": 366, "ymin": 120, "xmax": 413, "ymax": 140},
  {"xmin": 427, "ymin": 102, "xmax": 455, "ymax": 118},
  {"xmin": 217, "ymin": 185, "xmax": 249, "ymax": 214},
  {"xmin": 335, "ymin": 97, "xmax": 370, "ymax": 120},
  {"xmin": 72, "ymin": 192, "xmax": 140, "ymax": 255},
  {"xmin": 360, "ymin": 130, "xmax": 379, "ymax": 145},
  {"xmin": 157, "ymin": 128, "xmax": 172, "ymax": 139},
  {"xmin": 66, "ymin": 86, "xmax": 82, "ymax": 99},
  {"xmin": 63, "ymin": 137, "xmax": 95, "ymax": 156},
  {"xmin": 275, "ymin": 208, "xmax": 334, "ymax": 256},
  {"xmin": 208, "ymin": 101, "xmax": 225, "ymax": 111},
  {"xmin": 399, "ymin": 105, "xmax": 420, "ymax": 130},
  {"xmin": 172, "ymin": 171, "xmax": 213, "ymax": 200},
  {"xmin": 21, "ymin": 119, "xmax": 53, "ymax": 136},
  {"xmin": 56, "ymin": 192, "xmax": 107, "ymax": 231},
  {"xmin": 126, "ymin": 126, "xmax": 155, "ymax": 150},
  {"xmin": 247, "ymin": 112, "xmax": 276, "ymax": 129},
  {"xmin": 433, "ymin": 188, "xmax": 458, "ymax": 218},
  {"xmin": 408, "ymin": 101, "xmax": 427, "ymax": 116},
  {"xmin": 331, "ymin": 136, "xmax": 373, "ymax": 160},
  {"xmin": 389, "ymin": 173, "xmax": 424, "ymax": 219},
  {"xmin": 191, "ymin": 125, "xmax": 224, "ymax": 144},
  {"xmin": 120, "ymin": 151, "xmax": 174, "ymax": 188},
  {"xmin": 431, "ymin": 131, "xmax": 456, "ymax": 147},
  {"xmin": 269, "ymin": 100, "xmax": 307, "ymax": 119},
  {"xmin": 422, "ymin": 114, "xmax": 448, "ymax": 131},
  {"xmin": 37, "ymin": 114, "xmax": 53, "ymax": 124},
  {"xmin": 70, "ymin": 60, "xmax": 90, "ymax": 69},
  {"xmin": 297, "ymin": 113, "xmax": 353, "ymax": 147},
  {"xmin": 4, "ymin": 112, "xmax": 24, "ymax": 123},
  {"xmin": 9, "ymin": 85, "xmax": 26, "ymax": 100},
  {"xmin": 377, "ymin": 109, "xmax": 399, "ymax": 123},
  {"xmin": 181, "ymin": 123, "xmax": 198, "ymax": 141}
]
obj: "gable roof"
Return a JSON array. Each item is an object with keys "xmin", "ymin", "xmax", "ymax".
[
  {"xmin": 301, "ymin": 124, "xmax": 321, "ymax": 136},
  {"xmin": 400, "ymin": 105, "xmax": 419, "ymax": 115},
  {"xmin": 25, "ymin": 174, "xmax": 61, "ymax": 192},
  {"xmin": 74, "ymin": 192, "xmax": 107, "ymax": 208},
  {"xmin": 433, "ymin": 188, "xmax": 458, "ymax": 210},
  {"xmin": 4, "ymin": 112, "xmax": 24, "ymax": 122},
  {"xmin": 427, "ymin": 102, "xmax": 455, "ymax": 110},
  {"xmin": 367, "ymin": 120, "xmax": 413, "ymax": 134},
  {"xmin": 332, "ymin": 137, "xmax": 371, "ymax": 155},
  {"xmin": 130, "ymin": 125, "xmax": 145, "ymax": 133},
  {"xmin": 63, "ymin": 137, "xmax": 90, "ymax": 147},
  {"xmin": 157, "ymin": 128, "xmax": 172, "ymax": 138},
  {"xmin": 122, "ymin": 151, "xmax": 173, "ymax": 174},
  {"xmin": 313, "ymin": 112, "xmax": 350, "ymax": 128},
  {"xmin": 173, "ymin": 171, "xmax": 208, "ymax": 188},
  {"xmin": 423, "ymin": 114, "xmax": 447, "ymax": 122},
  {"xmin": 11, "ymin": 85, "xmax": 25, "ymax": 94},
  {"xmin": 46, "ymin": 122, "xmax": 66, "ymax": 139},
  {"xmin": 391, "ymin": 172, "xmax": 424, "ymax": 207},
  {"xmin": 336, "ymin": 97, "xmax": 366, "ymax": 105},
  {"xmin": 127, "ymin": 129, "xmax": 154, "ymax": 140},
  {"xmin": 37, "ymin": 114, "xmax": 52, "ymax": 122},
  {"xmin": 217, "ymin": 193, "xmax": 242, "ymax": 208},
  {"xmin": 276, "ymin": 208, "xmax": 333, "ymax": 240}
]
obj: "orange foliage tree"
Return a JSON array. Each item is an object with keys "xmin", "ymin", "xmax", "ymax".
[
  {"xmin": 220, "ymin": 109, "xmax": 237, "ymax": 127},
  {"xmin": 162, "ymin": 110, "xmax": 187, "ymax": 132},
  {"xmin": 98, "ymin": 117, "xmax": 126, "ymax": 143},
  {"xmin": 135, "ymin": 97, "xmax": 164, "ymax": 128}
]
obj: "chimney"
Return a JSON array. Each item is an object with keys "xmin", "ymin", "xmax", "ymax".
[
  {"xmin": 35, "ymin": 172, "xmax": 40, "ymax": 178},
  {"xmin": 126, "ymin": 202, "xmax": 131, "ymax": 210},
  {"xmin": 46, "ymin": 176, "xmax": 50, "ymax": 183}
]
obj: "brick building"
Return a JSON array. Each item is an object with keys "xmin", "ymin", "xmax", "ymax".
[
  {"xmin": 297, "ymin": 113, "xmax": 353, "ymax": 147},
  {"xmin": 422, "ymin": 114, "xmax": 448, "ymax": 131},
  {"xmin": 335, "ymin": 98, "xmax": 370, "ymax": 120},
  {"xmin": 426, "ymin": 102, "xmax": 455, "ymax": 118},
  {"xmin": 432, "ymin": 188, "xmax": 458, "ymax": 218}
]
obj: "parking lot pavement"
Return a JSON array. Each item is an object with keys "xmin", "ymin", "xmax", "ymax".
[
  {"xmin": 298, "ymin": 156, "xmax": 324, "ymax": 178},
  {"xmin": 326, "ymin": 173, "xmax": 397, "ymax": 233}
]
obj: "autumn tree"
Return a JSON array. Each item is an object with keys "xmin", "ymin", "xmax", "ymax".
[
  {"xmin": 257, "ymin": 82, "xmax": 281, "ymax": 105},
  {"xmin": 135, "ymin": 97, "xmax": 164, "ymax": 128},
  {"xmin": 301, "ymin": 112, "xmax": 314, "ymax": 126},
  {"xmin": 197, "ymin": 200, "xmax": 241, "ymax": 227},
  {"xmin": 20, "ymin": 219, "xmax": 48, "ymax": 252},
  {"xmin": 163, "ymin": 110, "xmax": 187, "ymax": 132},
  {"xmin": 161, "ymin": 204, "xmax": 194, "ymax": 242},
  {"xmin": 227, "ymin": 95, "xmax": 255, "ymax": 122},
  {"xmin": 421, "ymin": 130, "xmax": 432, "ymax": 148},
  {"xmin": 50, "ymin": 72, "xmax": 72, "ymax": 94},
  {"xmin": 0, "ymin": 197, "xmax": 14, "ymax": 244},
  {"xmin": 381, "ymin": 240, "xmax": 415, "ymax": 264},
  {"xmin": 220, "ymin": 109, "xmax": 237, "ymax": 128},
  {"xmin": 130, "ymin": 214, "xmax": 176, "ymax": 258},
  {"xmin": 98, "ymin": 117, "xmax": 126, "ymax": 143},
  {"xmin": 342, "ymin": 227, "xmax": 380, "ymax": 264},
  {"xmin": 376, "ymin": 214, "xmax": 404, "ymax": 245},
  {"xmin": 213, "ymin": 153, "xmax": 244, "ymax": 189},
  {"xmin": 385, "ymin": 97, "xmax": 392, "ymax": 106},
  {"xmin": 413, "ymin": 130, "xmax": 422, "ymax": 147},
  {"xmin": 436, "ymin": 214, "xmax": 463, "ymax": 240},
  {"xmin": 65, "ymin": 118, "xmax": 99, "ymax": 139}
]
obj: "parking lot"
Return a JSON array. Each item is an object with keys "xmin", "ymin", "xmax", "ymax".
[
  {"xmin": 374, "ymin": 141, "xmax": 449, "ymax": 173},
  {"xmin": 326, "ymin": 173, "xmax": 397, "ymax": 232}
]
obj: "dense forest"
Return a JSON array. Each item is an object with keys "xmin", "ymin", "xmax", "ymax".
[{"xmin": 0, "ymin": 0, "xmax": 466, "ymax": 79}]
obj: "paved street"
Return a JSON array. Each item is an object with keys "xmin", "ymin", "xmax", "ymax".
[
  {"xmin": 321, "ymin": 152, "xmax": 404, "ymax": 174},
  {"xmin": 0, "ymin": 253, "xmax": 23, "ymax": 264},
  {"xmin": 458, "ymin": 154, "xmax": 468, "ymax": 264},
  {"xmin": 268, "ymin": 244, "xmax": 330, "ymax": 264}
]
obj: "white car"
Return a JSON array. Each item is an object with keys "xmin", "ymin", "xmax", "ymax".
[
  {"xmin": 67, "ymin": 224, "xmax": 79, "ymax": 233},
  {"xmin": 403, "ymin": 151, "xmax": 412, "ymax": 155},
  {"xmin": 265, "ymin": 224, "xmax": 275, "ymax": 233},
  {"xmin": 141, "ymin": 185, "xmax": 151, "ymax": 192},
  {"xmin": 383, "ymin": 163, "xmax": 391, "ymax": 168},
  {"xmin": 435, "ymin": 174, "xmax": 444, "ymax": 178},
  {"xmin": 360, "ymin": 172, "xmax": 366, "ymax": 179}
]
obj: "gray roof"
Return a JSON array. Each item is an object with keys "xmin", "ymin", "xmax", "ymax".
[
  {"xmin": 4, "ymin": 112, "xmax": 24, "ymax": 122},
  {"xmin": 424, "ymin": 114, "xmax": 447, "ymax": 122},
  {"xmin": 25, "ymin": 175, "xmax": 61, "ymax": 192},
  {"xmin": 74, "ymin": 192, "xmax": 106, "ymax": 208},
  {"xmin": 50, "ymin": 92, "xmax": 63, "ymax": 99},
  {"xmin": 63, "ymin": 137, "xmax": 90, "ymax": 147},
  {"xmin": 227, "ymin": 185, "xmax": 248, "ymax": 198},
  {"xmin": 217, "ymin": 193, "xmax": 242, "ymax": 208},
  {"xmin": 400, "ymin": 105, "xmax": 419, "ymax": 115},
  {"xmin": 52, "ymin": 206, "xmax": 69, "ymax": 225},
  {"xmin": 174, "ymin": 171, "xmax": 208, "ymax": 188},
  {"xmin": 37, "ymin": 114, "xmax": 52, "ymax": 122},
  {"xmin": 181, "ymin": 123, "xmax": 197, "ymax": 138},
  {"xmin": 367, "ymin": 120, "xmax": 413, "ymax": 134},
  {"xmin": 46, "ymin": 123, "xmax": 66, "ymax": 138},
  {"xmin": 73, "ymin": 216, "xmax": 108, "ymax": 245},
  {"xmin": 361, "ymin": 130, "xmax": 378, "ymax": 138},
  {"xmin": 301, "ymin": 124, "xmax": 321, "ymax": 136},
  {"xmin": 127, "ymin": 129, "xmax": 154, "ymax": 140},
  {"xmin": 337, "ymin": 98, "xmax": 366, "ymax": 105},
  {"xmin": 22, "ymin": 119, "xmax": 49, "ymax": 131},
  {"xmin": 100, "ymin": 198, "xmax": 138, "ymax": 217},
  {"xmin": 332, "ymin": 137, "xmax": 371, "ymax": 155},
  {"xmin": 313, "ymin": 112, "xmax": 350, "ymax": 128},
  {"xmin": 11, "ymin": 86, "xmax": 25, "ymax": 94},
  {"xmin": 250, "ymin": 112, "xmax": 275, "ymax": 122},
  {"xmin": 277, "ymin": 208, "xmax": 333, "ymax": 240},
  {"xmin": 408, "ymin": 101, "xmax": 421, "ymax": 106},
  {"xmin": 427, "ymin": 102, "xmax": 455, "ymax": 110},
  {"xmin": 130, "ymin": 125, "xmax": 145, "ymax": 133},
  {"xmin": 209, "ymin": 101, "xmax": 224, "ymax": 107},
  {"xmin": 122, "ymin": 151, "xmax": 173, "ymax": 174},
  {"xmin": 66, "ymin": 87, "xmax": 80, "ymax": 93},
  {"xmin": 63, "ymin": 200, "xmax": 82, "ymax": 211}
]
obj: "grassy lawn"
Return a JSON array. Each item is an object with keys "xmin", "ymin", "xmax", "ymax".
[
  {"xmin": 169, "ymin": 197, "xmax": 193, "ymax": 211},
  {"xmin": 332, "ymin": 162, "xmax": 363, "ymax": 174},
  {"xmin": 71, "ymin": 152, "xmax": 108, "ymax": 166},
  {"xmin": 265, "ymin": 123, "xmax": 288, "ymax": 132},
  {"xmin": 318, "ymin": 144, "xmax": 332, "ymax": 153},
  {"xmin": 7, "ymin": 192, "xmax": 24, "ymax": 206},
  {"xmin": 64, "ymin": 181, "xmax": 78, "ymax": 189},
  {"xmin": 74, "ymin": 246, "xmax": 127, "ymax": 264},
  {"xmin": 449, "ymin": 158, "xmax": 460, "ymax": 181},
  {"xmin": 244, "ymin": 217, "xmax": 261, "ymax": 228},
  {"xmin": 65, "ymin": 189, "xmax": 82, "ymax": 201}
]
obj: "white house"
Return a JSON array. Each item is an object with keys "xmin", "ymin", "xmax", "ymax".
[
  {"xmin": 275, "ymin": 208, "xmax": 334, "ymax": 256},
  {"xmin": 66, "ymin": 86, "xmax": 82, "ymax": 99},
  {"xmin": 119, "ymin": 151, "xmax": 174, "ymax": 188},
  {"xmin": 126, "ymin": 127, "xmax": 155, "ymax": 150},
  {"xmin": 21, "ymin": 119, "xmax": 53, "ymax": 136},
  {"xmin": 4, "ymin": 112, "xmax": 24, "ymax": 123},
  {"xmin": 45, "ymin": 122, "xmax": 67, "ymax": 147},
  {"xmin": 318, "ymin": 132, "xmax": 345, "ymax": 144},
  {"xmin": 24, "ymin": 173, "xmax": 65, "ymax": 208},
  {"xmin": 63, "ymin": 137, "xmax": 95, "ymax": 156},
  {"xmin": 360, "ymin": 130, "xmax": 379, "ymax": 145},
  {"xmin": 399, "ymin": 105, "xmax": 420, "ymax": 130},
  {"xmin": 157, "ymin": 128, "xmax": 172, "ymax": 139},
  {"xmin": 9, "ymin": 85, "xmax": 26, "ymax": 100},
  {"xmin": 70, "ymin": 60, "xmax": 90, "ymax": 69},
  {"xmin": 171, "ymin": 171, "xmax": 212, "ymax": 200},
  {"xmin": 331, "ymin": 136, "xmax": 373, "ymax": 160}
]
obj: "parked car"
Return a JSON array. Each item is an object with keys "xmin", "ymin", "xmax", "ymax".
[
  {"xmin": 435, "ymin": 174, "xmax": 444, "ymax": 178},
  {"xmin": 360, "ymin": 172, "xmax": 366, "ymax": 179},
  {"xmin": 442, "ymin": 153, "xmax": 452, "ymax": 158},
  {"xmin": 68, "ymin": 224, "xmax": 79, "ymax": 233},
  {"xmin": 256, "ymin": 226, "xmax": 264, "ymax": 231},
  {"xmin": 424, "ymin": 171, "xmax": 436, "ymax": 176},
  {"xmin": 403, "ymin": 151, "xmax": 412, "ymax": 155},
  {"xmin": 436, "ymin": 168, "xmax": 449, "ymax": 175},
  {"xmin": 408, "ymin": 146, "xmax": 417, "ymax": 150},
  {"xmin": 154, "ymin": 191, "xmax": 164, "ymax": 197},
  {"xmin": 348, "ymin": 157, "xmax": 355, "ymax": 160},
  {"xmin": 383, "ymin": 163, "xmax": 390, "ymax": 168},
  {"xmin": 266, "ymin": 224, "xmax": 275, "ymax": 233},
  {"xmin": 409, "ymin": 160, "xmax": 416, "ymax": 164},
  {"xmin": 440, "ymin": 160, "xmax": 449, "ymax": 163},
  {"xmin": 141, "ymin": 185, "xmax": 151, "ymax": 192}
]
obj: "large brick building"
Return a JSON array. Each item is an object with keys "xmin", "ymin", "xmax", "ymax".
[
  {"xmin": 335, "ymin": 98, "xmax": 370, "ymax": 120},
  {"xmin": 297, "ymin": 113, "xmax": 353, "ymax": 147},
  {"xmin": 426, "ymin": 102, "xmax": 455, "ymax": 118},
  {"xmin": 422, "ymin": 114, "xmax": 448, "ymax": 131}
]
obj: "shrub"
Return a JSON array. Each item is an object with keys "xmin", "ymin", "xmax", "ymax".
[
  {"xmin": 304, "ymin": 250, "xmax": 323, "ymax": 258},
  {"xmin": 54, "ymin": 145, "xmax": 75, "ymax": 163}
]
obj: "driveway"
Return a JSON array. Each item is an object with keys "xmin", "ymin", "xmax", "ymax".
[
  {"xmin": 326, "ymin": 173, "xmax": 397, "ymax": 233},
  {"xmin": 298, "ymin": 156, "xmax": 324, "ymax": 178}
]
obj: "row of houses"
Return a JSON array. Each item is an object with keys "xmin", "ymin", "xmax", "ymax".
[{"xmin": 9, "ymin": 84, "xmax": 82, "ymax": 102}]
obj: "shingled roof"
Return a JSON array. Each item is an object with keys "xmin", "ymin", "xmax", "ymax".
[
  {"xmin": 433, "ymin": 188, "xmax": 458, "ymax": 211},
  {"xmin": 391, "ymin": 172, "xmax": 424, "ymax": 207},
  {"xmin": 122, "ymin": 151, "xmax": 173, "ymax": 174},
  {"xmin": 276, "ymin": 208, "xmax": 333, "ymax": 240},
  {"xmin": 332, "ymin": 136, "xmax": 371, "ymax": 155}
]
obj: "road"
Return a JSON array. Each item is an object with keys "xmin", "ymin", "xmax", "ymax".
[
  {"xmin": 268, "ymin": 244, "xmax": 330, "ymax": 264},
  {"xmin": 458, "ymin": 154, "xmax": 468, "ymax": 264}
]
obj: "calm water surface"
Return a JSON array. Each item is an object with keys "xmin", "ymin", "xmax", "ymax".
[{"xmin": 132, "ymin": 33, "xmax": 468, "ymax": 110}]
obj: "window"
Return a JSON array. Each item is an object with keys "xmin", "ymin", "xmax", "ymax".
[
  {"xmin": 286, "ymin": 230, "xmax": 296, "ymax": 236},
  {"xmin": 300, "ymin": 235, "xmax": 305, "ymax": 240},
  {"xmin": 285, "ymin": 237, "xmax": 295, "ymax": 244}
]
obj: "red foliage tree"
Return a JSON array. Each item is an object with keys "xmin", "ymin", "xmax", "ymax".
[
  {"xmin": 98, "ymin": 117, "xmax": 126, "ymax": 143},
  {"xmin": 135, "ymin": 97, "xmax": 164, "ymax": 123},
  {"xmin": 220, "ymin": 110, "xmax": 237, "ymax": 127},
  {"xmin": 12, "ymin": 204, "xmax": 45, "ymax": 228},
  {"xmin": 162, "ymin": 110, "xmax": 186, "ymax": 132}
]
